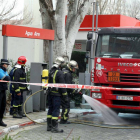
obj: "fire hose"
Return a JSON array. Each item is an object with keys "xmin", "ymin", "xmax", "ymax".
[
  {"xmin": 23, "ymin": 89, "xmax": 140, "ymax": 129},
  {"xmin": 23, "ymin": 89, "xmax": 45, "ymax": 125}
]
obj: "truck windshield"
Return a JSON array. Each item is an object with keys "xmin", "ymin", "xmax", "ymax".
[{"xmin": 96, "ymin": 34, "xmax": 140, "ymax": 58}]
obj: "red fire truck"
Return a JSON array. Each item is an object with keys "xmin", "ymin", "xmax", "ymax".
[{"xmin": 90, "ymin": 27, "xmax": 140, "ymax": 114}]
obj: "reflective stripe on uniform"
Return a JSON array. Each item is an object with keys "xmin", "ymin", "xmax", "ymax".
[
  {"xmin": 72, "ymin": 89, "xmax": 76, "ymax": 94},
  {"xmin": 13, "ymin": 105, "xmax": 18, "ymax": 107},
  {"xmin": 52, "ymin": 117, "xmax": 58, "ymax": 120},
  {"xmin": 19, "ymin": 87, "xmax": 26, "ymax": 90},
  {"xmin": 53, "ymin": 70, "xmax": 58, "ymax": 83},
  {"xmin": 67, "ymin": 66, "xmax": 72, "ymax": 71},
  {"xmin": 47, "ymin": 115, "xmax": 52, "ymax": 118},
  {"xmin": 62, "ymin": 92, "xmax": 68, "ymax": 95},
  {"xmin": 63, "ymin": 109, "xmax": 68, "ymax": 120},
  {"xmin": 51, "ymin": 91, "xmax": 59, "ymax": 93},
  {"xmin": 20, "ymin": 77, "xmax": 26, "ymax": 80},
  {"xmin": 13, "ymin": 86, "xmax": 26, "ymax": 92},
  {"xmin": 15, "ymin": 89, "xmax": 20, "ymax": 92}
]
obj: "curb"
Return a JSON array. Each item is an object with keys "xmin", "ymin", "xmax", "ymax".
[
  {"xmin": 0, "ymin": 118, "xmax": 47, "ymax": 137},
  {"xmin": 0, "ymin": 111, "xmax": 96, "ymax": 137},
  {"xmin": 0, "ymin": 121, "xmax": 36, "ymax": 137}
]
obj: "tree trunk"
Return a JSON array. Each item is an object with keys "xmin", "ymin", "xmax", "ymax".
[
  {"xmin": 39, "ymin": 0, "xmax": 52, "ymax": 63},
  {"xmin": 65, "ymin": 0, "xmax": 90, "ymax": 60},
  {"xmin": 52, "ymin": 0, "xmax": 67, "ymax": 60}
]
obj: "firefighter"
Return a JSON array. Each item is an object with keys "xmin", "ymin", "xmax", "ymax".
[
  {"xmin": 47, "ymin": 56, "xmax": 68, "ymax": 133},
  {"xmin": 0, "ymin": 59, "xmax": 10, "ymax": 127},
  {"xmin": 60, "ymin": 60, "xmax": 79, "ymax": 124},
  {"xmin": 12, "ymin": 56, "xmax": 28, "ymax": 118}
]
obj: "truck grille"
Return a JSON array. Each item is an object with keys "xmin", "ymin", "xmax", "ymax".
[
  {"xmin": 112, "ymin": 90, "xmax": 140, "ymax": 96},
  {"xmin": 120, "ymin": 74, "xmax": 140, "ymax": 83},
  {"xmin": 112, "ymin": 100, "xmax": 139, "ymax": 107}
]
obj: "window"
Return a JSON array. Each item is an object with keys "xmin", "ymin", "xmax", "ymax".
[{"xmin": 96, "ymin": 34, "xmax": 140, "ymax": 58}]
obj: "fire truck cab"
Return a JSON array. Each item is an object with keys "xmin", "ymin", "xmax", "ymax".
[{"xmin": 91, "ymin": 27, "xmax": 140, "ymax": 114}]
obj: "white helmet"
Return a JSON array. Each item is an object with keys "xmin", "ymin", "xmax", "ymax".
[
  {"xmin": 67, "ymin": 60, "xmax": 78, "ymax": 69},
  {"xmin": 54, "ymin": 56, "xmax": 65, "ymax": 66},
  {"xmin": 52, "ymin": 64, "xmax": 59, "ymax": 68}
]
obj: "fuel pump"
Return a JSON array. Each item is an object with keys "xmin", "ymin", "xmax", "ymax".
[{"xmin": 26, "ymin": 62, "xmax": 48, "ymax": 113}]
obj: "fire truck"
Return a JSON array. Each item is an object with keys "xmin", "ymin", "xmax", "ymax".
[{"xmin": 90, "ymin": 27, "xmax": 140, "ymax": 114}]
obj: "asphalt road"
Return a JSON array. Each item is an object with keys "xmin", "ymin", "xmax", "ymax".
[{"xmin": 3, "ymin": 113, "xmax": 140, "ymax": 140}]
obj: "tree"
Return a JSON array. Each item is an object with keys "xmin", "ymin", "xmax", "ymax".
[
  {"xmin": 0, "ymin": 0, "xmax": 33, "ymax": 25},
  {"xmin": 39, "ymin": 0, "xmax": 92, "ymax": 62},
  {"xmin": 88, "ymin": 0, "xmax": 140, "ymax": 19},
  {"xmin": 126, "ymin": 0, "xmax": 140, "ymax": 19}
]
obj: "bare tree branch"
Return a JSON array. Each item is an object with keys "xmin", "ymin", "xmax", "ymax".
[
  {"xmin": 0, "ymin": 0, "xmax": 17, "ymax": 17},
  {"xmin": 88, "ymin": 0, "xmax": 140, "ymax": 19},
  {"xmin": 0, "ymin": 0, "xmax": 33, "ymax": 25}
]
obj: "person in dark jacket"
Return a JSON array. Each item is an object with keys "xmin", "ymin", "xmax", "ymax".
[
  {"xmin": 60, "ymin": 60, "xmax": 79, "ymax": 124},
  {"xmin": 0, "ymin": 59, "xmax": 10, "ymax": 127},
  {"xmin": 12, "ymin": 56, "xmax": 28, "ymax": 118},
  {"xmin": 47, "ymin": 56, "xmax": 68, "ymax": 133}
]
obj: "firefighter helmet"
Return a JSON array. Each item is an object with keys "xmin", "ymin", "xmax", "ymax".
[
  {"xmin": 17, "ymin": 56, "xmax": 27, "ymax": 65},
  {"xmin": 67, "ymin": 60, "xmax": 78, "ymax": 69},
  {"xmin": 54, "ymin": 56, "xmax": 65, "ymax": 66},
  {"xmin": 52, "ymin": 64, "xmax": 59, "ymax": 68}
]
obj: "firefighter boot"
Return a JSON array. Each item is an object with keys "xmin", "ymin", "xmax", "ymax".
[
  {"xmin": 13, "ymin": 107, "xmax": 22, "ymax": 118},
  {"xmin": 51, "ymin": 119, "xmax": 63, "ymax": 133},
  {"xmin": 60, "ymin": 119, "xmax": 71, "ymax": 124},
  {"xmin": 18, "ymin": 106, "xmax": 26, "ymax": 117},
  {"xmin": 47, "ymin": 118, "xmax": 52, "ymax": 131},
  {"xmin": 0, "ymin": 118, "xmax": 7, "ymax": 127}
]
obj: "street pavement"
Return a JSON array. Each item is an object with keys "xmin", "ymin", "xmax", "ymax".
[
  {"xmin": 0, "ymin": 109, "xmax": 94, "ymax": 138},
  {"xmin": 4, "ymin": 121, "xmax": 140, "ymax": 140},
  {"xmin": 1, "ymin": 109, "xmax": 140, "ymax": 140}
]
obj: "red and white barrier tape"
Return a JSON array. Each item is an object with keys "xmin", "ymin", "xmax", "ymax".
[{"xmin": 0, "ymin": 80, "xmax": 140, "ymax": 92}]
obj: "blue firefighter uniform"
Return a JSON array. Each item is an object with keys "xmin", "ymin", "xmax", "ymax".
[{"xmin": 47, "ymin": 66, "xmax": 68, "ymax": 133}]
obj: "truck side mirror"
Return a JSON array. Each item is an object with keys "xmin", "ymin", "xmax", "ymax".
[
  {"xmin": 87, "ymin": 32, "xmax": 93, "ymax": 40},
  {"xmin": 86, "ymin": 40, "xmax": 92, "ymax": 51}
]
